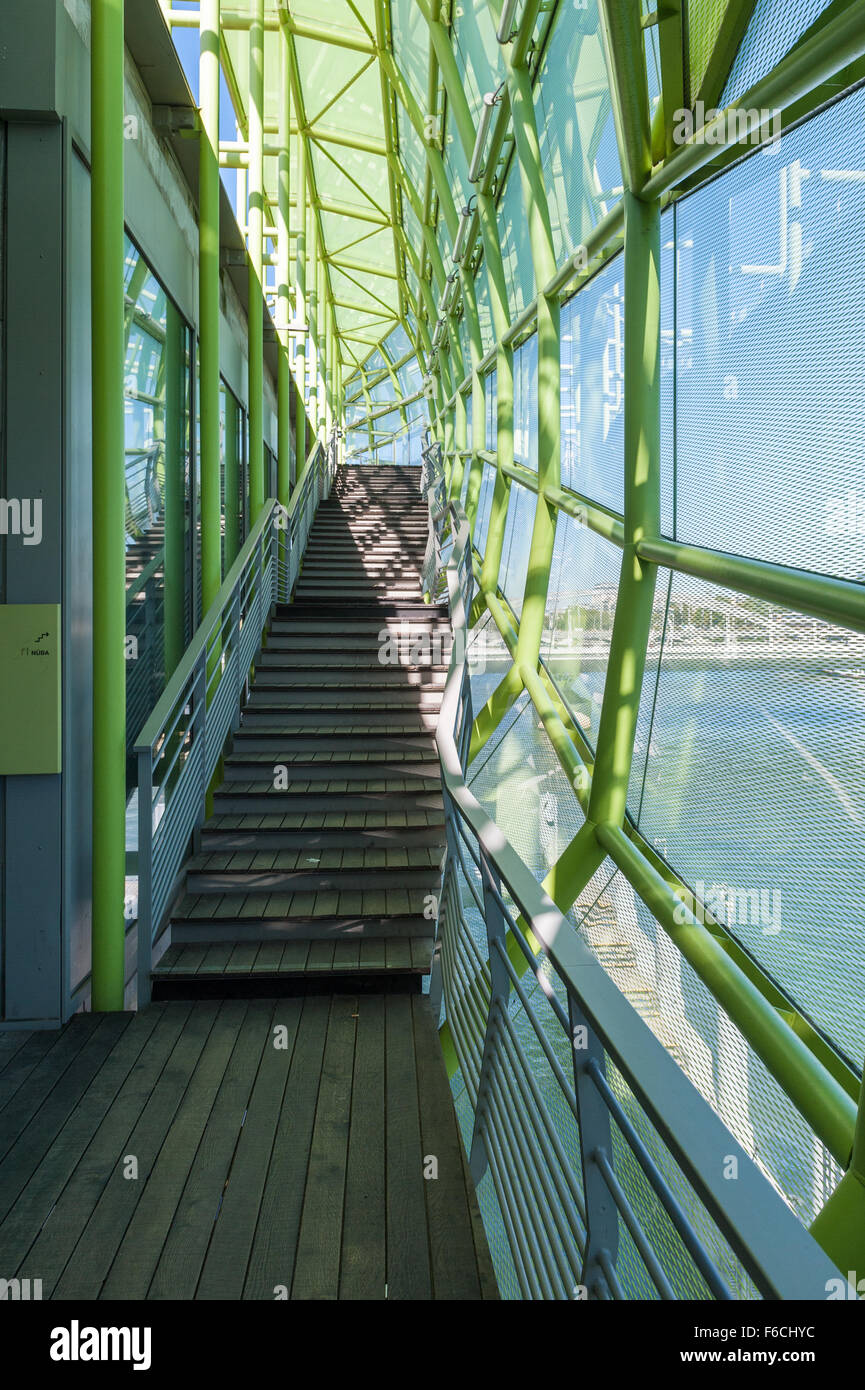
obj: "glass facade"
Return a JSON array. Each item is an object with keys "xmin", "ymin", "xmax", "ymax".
[{"xmin": 123, "ymin": 237, "xmax": 195, "ymax": 774}]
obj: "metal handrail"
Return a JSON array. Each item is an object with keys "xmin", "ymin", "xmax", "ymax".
[
  {"xmin": 430, "ymin": 493, "xmax": 845, "ymax": 1301},
  {"xmin": 134, "ymin": 437, "xmax": 334, "ymax": 1005}
]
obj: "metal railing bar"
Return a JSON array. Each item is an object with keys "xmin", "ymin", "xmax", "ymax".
[
  {"xmin": 483, "ymin": 1111, "xmax": 556, "ymax": 1300},
  {"xmin": 487, "ymin": 1035, "xmax": 587, "ymax": 1279},
  {"xmin": 492, "ymin": 938, "xmax": 580, "ymax": 1119},
  {"xmin": 485, "ymin": 1070, "xmax": 579, "ymax": 1296},
  {"xmin": 492, "ymin": 1006, "xmax": 588, "ymax": 1224},
  {"xmin": 135, "ymin": 498, "xmax": 281, "ymax": 754},
  {"xmin": 432, "ymin": 495, "xmax": 843, "ymax": 1299},
  {"xmin": 585, "ymin": 1056, "xmax": 734, "ymax": 1301},
  {"xmin": 593, "ymin": 1146, "xmax": 678, "ymax": 1301}
]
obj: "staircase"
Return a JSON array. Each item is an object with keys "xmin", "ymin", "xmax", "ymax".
[{"xmin": 152, "ymin": 464, "xmax": 451, "ymax": 997}]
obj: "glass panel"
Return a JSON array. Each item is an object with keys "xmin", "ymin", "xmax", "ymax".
[
  {"xmin": 560, "ymin": 252, "xmax": 625, "ymax": 511},
  {"xmin": 672, "ymin": 89, "xmax": 865, "ymax": 581},
  {"xmin": 123, "ymin": 238, "xmax": 194, "ymax": 788}
]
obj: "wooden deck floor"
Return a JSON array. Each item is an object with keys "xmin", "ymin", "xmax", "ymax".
[{"xmin": 0, "ymin": 996, "xmax": 496, "ymax": 1299}]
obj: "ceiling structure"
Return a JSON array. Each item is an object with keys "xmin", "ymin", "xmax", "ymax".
[{"xmin": 219, "ymin": 0, "xmax": 408, "ymax": 378}]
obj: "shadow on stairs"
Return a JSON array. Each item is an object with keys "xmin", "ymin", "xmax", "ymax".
[{"xmin": 153, "ymin": 463, "xmax": 450, "ymax": 1000}]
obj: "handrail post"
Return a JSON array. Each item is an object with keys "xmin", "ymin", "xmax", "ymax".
[
  {"xmin": 193, "ymin": 651, "xmax": 208, "ymax": 828},
  {"xmin": 136, "ymin": 747, "xmax": 154, "ymax": 1007},
  {"xmin": 231, "ymin": 578, "xmax": 243, "ymax": 731},
  {"xmin": 569, "ymin": 997, "xmax": 620, "ymax": 1298},
  {"xmin": 468, "ymin": 845, "xmax": 512, "ymax": 1185}
]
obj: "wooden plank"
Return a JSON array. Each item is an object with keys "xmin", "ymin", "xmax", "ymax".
[
  {"xmin": 49, "ymin": 1002, "xmax": 215, "ymax": 1299},
  {"xmin": 384, "ymin": 993, "xmax": 431, "ymax": 1299},
  {"xmin": 197, "ymin": 945, "xmax": 234, "ymax": 975},
  {"xmin": 359, "ymin": 938, "xmax": 386, "ymax": 971},
  {"xmin": 252, "ymin": 942, "xmax": 285, "ymax": 973},
  {"xmin": 291, "ymin": 995, "xmax": 357, "ymax": 1300},
  {"xmin": 0, "ymin": 1009, "xmax": 161, "ymax": 1276},
  {"xmin": 167, "ymin": 944, "xmax": 208, "ymax": 975},
  {"xmin": 0, "ymin": 1030, "xmax": 33, "ymax": 1071},
  {"xmin": 339, "ymin": 994, "xmax": 385, "ymax": 1299},
  {"xmin": 0, "ymin": 1014, "xmax": 101, "ymax": 1140},
  {"xmin": 148, "ymin": 1000, "xmax": 274, "ymax": 1298},
  {"xmin": 385, "ymin": 938, "xmax": 412, "ymax": 971},
  {"xmin": 227, "ymin": 943, "xmax": 261, "ymax": 973},
  {"xmin": 0, "ymin": 1015, "xmax": 131, "ymax": 1224},
  {"xmin": 243, "ymin": 996, "xmax": 330, "ymax": 1298},
  {"xmin": 276, "ymin": 940, "xmax": 310, "ymax": 973},
  {"xmin": 411, "ymin": 996, "xmax": 483, "ymax": 1299},
  {"xmin": 305, "ymin": 941, "xmax": 335, "ymax": 973},
  {"xmin": 100, "ymin": 1000, "xmax": 249, "ymax": 1298},
  {"xmin": 331, "ymin": 940, "xmax": 360, "ymax": 971},
  {"xmin": 0, "ymin": 1027, "xmax": 69, "ymax": 1116},
  {"xmin": 196, "ymin": 999, "xmax": 303, "ymax": 1299}
]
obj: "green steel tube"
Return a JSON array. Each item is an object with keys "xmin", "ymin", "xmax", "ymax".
[
  {"xmin": 450, "ymin": 390, "xmax": 467, "ymax": 499},
  {"xmin": 247, "ymin": 0, "xmax": 265, "ymax": 521},
  {"xmin": 276, "ymin": 16, "xmax": 291, "ymax": 508},
  {"xmin": 222, "ymin": 388, "xmax": 240, "ymax": 571},
  {"xmin": 294, "ymin": 126, "xmax": 307, "ymax": 474},
  {"xmin": 199, "ymin": 0, "xmax": 222, "ymax": 612},
  {"xmin": 642, "ymin": 3, "xmax": 865, "ymax": 202},
  {"xmin": 91, "ymin": 0, "xmax": 127, "ymax": 1011},
  {"xmin": 163, "ymin": 301, "xmax": 187, "ymax": 678},
  {"xmin": 492, "ymin": 5, "xmax": 561, "ymax": 672},
  {"xmin": 637, "ymin": 537, "xmax": 865, "ymax": 635},
  {"xmin": 307, "ymin": 207, "xmax": 318, "ymax": 446},
  {"xmin": 588, "ymin": 192, "xmax": 660, "ymax": 829},
  {"xmin": 598, "ymin": 0, "xmax": 652, "ymax": 194},
  {"xmin": 597, "ymin": 822, "xmax": 856, "ymax": 1167},
  {"xmin": 464, "ymin": 369, "xmax": 486, "ymax": 535},
  {"xmin": 479, "ymin": 346, "xmax": 514, "ymax": 601}
]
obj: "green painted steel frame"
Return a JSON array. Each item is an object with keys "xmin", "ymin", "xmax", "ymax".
[
  {"xmin": 414, "ymin": 0, "xmax": 865, "ymax": 1276},
  {"xmin": 115, "ymin": 0, "xmax": 865, "ymax": 1278}
]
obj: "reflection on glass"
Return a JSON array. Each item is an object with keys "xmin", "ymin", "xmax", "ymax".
[{"xmin": 123, "ymin": 238, "xmax": 194, "ymax": 786}]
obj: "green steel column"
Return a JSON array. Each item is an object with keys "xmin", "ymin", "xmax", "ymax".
[
  {"xmin": 598, "ymin": 0, "xmax": 653, "ymax": 195},
  {"xmin": 464, "ymin": 368, "xmax": 486, "ymax": 532},
  {"xmin": 294, "ymin": 127, "xmax": 307, "ymax": 472},
  {"xmin": 91, "ymin": 0, "xmax": 126, "ymax": 1010},
  {"xmin": 479, "ymin": 344, "xmax": 514, "ymax": 595},
  {"xmin": 199, "ymin": 0, "xmax": 221, "ymax": 611},
  {"xmin": 499, "ymin": 31, "xmax": 560, "ymax": 670},
  {"xmin": 248, "ymin": 0, "xmax": 265, "ymax": 520},
  {"xmin": 308, "ymin": 207, "xmax": 318, "ymax": 445},
  {"xmin": 416, "ymin": 0, "xmax": 514, "ymax": 573},
  {"xmin": 276, "ymin": 17, "xmax": 291, "ymax": 508},
  {"xmin": 450, "ymin": 389, "xmax": 467, "ymax": 499},
  {"xmin": 810, "ymin": 1065, "xmax": 865, "ymax": 1274},
  {"xmin": 587, "ymin": 192, "xmax": 660, "ymax": 829},
  {"xmin": 317, "ymin": 256, "xmax": 326, "ymax": 440},
  {"xmin": 223, "ymin": 389, "xmax": 240, "ymax": 570},
  {"xmin": 163, "ymin": 302, "xmax": 187, "ymax": 676}
]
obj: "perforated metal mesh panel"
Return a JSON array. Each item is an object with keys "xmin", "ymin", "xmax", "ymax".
[
  {"xmin": 686, "ymin": 0, "xmax": 729, "ymax": 102},
  {"xmin": 633, "ymin": 570, "xmax": 865, "ymax": 1067},
  {"xmin": 542, "ymin": 511, "xmax": 623, "ymax": 751},
  {"xmin": 513, "ymin": 335, "xmax": 538, "ymax": 470},
  {"xmin": 672, "ymin": 90, "xmax": 865, "ymax": 581},
  {"xmin": 475, "ymin": 461, "xmax": 496, "ymax": 553},
  {"xmin": 560, "ymin": 253, "xmax": 625, "ymax": 510},
  {"xmin": 468, "ymin": 691, "xmax": 586, "ymax": 882},
  {"xmin": 499, "ymin": 482, "xmax": 535, "ymax": 616},
  {"xmin": 571, "ymin": 859, "xmax": 843, "ymax": 1231},
  {"xmin": 721, "ymin": 0, "xmax": 834, "ymax": 106},
  {"xmin": 534, "ymin": 0, "xmax": 621, "ymax": 260}
]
